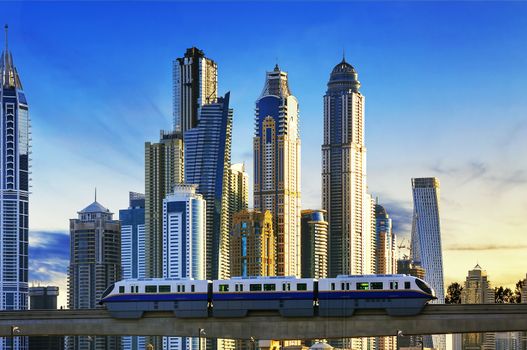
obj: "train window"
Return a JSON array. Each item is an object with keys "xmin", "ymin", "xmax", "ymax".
[
  {"xmin": 404, "ymin": 282, "xmax": 411, "ymax": 289},
  {"xmin": 390, "ymin": 282, "xmax": 399, "ymax": 290},
  {"xmin": 331, "ymin": 283, "xmax": 335, "ymax": 291},
  {"xmin": 177, "ymin": 285, "xmax": 181, "ymax": 292},
  {"xmin": 297, "ymin": 283, "xmax": 307, "ymax": 291},
  {"xmin": 239, "ymin": 284, "xmax": 244, "ymax": 292},
  {"xmin": 282, "ymin": 283, "xmax": 291, "ymax": 291},
  {"xmin": 159, "ymin": 285, "xmax": 171, "ymax": 293},
  {"xmin": 136, "ymin": 286, "xmax": 139, "ymax": 293},
  {"xmin": 346, "ymin": 283, "xmax": 350, "ymax": 290},
  {"xmin": 145, "ymin": 285, "xmax": 157, "ymax": 293},
  {"xmin": 356, "ymin": 282, "xmax": 369, "ymax": 290},
  {"xmin": 250, "ymin": 284, "xmax": 262, "ymax": 291},
  {"xmin": 119, "ymin": 286, "xmax": 125, "ymax": 293},
  {"xmin": 370, "ymin": 282, "xmax": 383, "ymax": 290},
  {"xmin": 182, "ymin": 285, "xmax": 185, "ymax": 292},
  {"xmin": 219, "ymin": 284, "xmax": 229, "ymax": 292},
  {"xmin": 264, "ymin": 284, "xmax": 276, "ymax": 291},
  {"xmin": 341, "ymin": 283, "xmax": 345, "ymax": 290},
  {"xmin": 191, "ymin": 285, "xmax": 195, "ymax": 292}
]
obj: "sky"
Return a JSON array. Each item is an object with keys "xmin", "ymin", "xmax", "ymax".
[{"xmin": 1, "ymin": 1, "xmax": 526, "ymax": 308}]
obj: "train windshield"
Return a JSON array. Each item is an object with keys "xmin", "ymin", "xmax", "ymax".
[
  {"xmin": 101, "ymin": 284, "xmax": 115, "ymax": 299},
  {"xmin": 415, "ymin": 279, "xmax": 432, "ymax": 295}
]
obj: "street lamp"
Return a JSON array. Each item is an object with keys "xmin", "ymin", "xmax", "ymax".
[
  {"xmin": 396, "ymin": 330, "xmax": 404, "ymax": 350},
  {"xmin": 250, "ymin": 336, "xmax": 256, "ymax": 350},
  {"xmin": 198, "ymin": 328, "xmax": 206, "ymax": 350},
  {"xmin": 10, "ymin": 326, "xmax": 20, "ymax": 348}
]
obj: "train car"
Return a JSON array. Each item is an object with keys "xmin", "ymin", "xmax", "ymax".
[
  {"xmin": 317, "ymin": 274, "xmax": 436, "ymax": 316},
  {"xmin": 100, "ymin": 278, "xmax": 210, "ymax": 319},
  {"xmin": 211, "ymin": 276, "xmax": 315, "ymax": 317}
]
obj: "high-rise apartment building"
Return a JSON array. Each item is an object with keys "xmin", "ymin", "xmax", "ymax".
[
  {"xmin": 230, "ymin": 210, "xmax": 275, "ymax": 277},
  {"xmin": 374, "ymin": 204, "xmax": 396, "ymax": 350},
  {"xmin": 461, "ymin": 264, "xmax": 495, "ymax": 350},
  {"xmin": 184, "ymin": 93, "xmax": 232, "ymax": 280},
  {"xmin": 29, "ymin": 286, "xmax": 64, "ymax": 350},
  {"xmin": 0, "ymin": 25, "xmax": 30, "ymax": 350},
  {"xmin": 462, "ymin": 264, "xmax": 494, "ymax": 304},
  {"xmin": 67, "ymin": 198, "xmax": 121, "ymax": 350},
  {"xmin": 120, "ymin": 192, "xmax": 146, "ymax": 280},
  {"xmin": 321, "ymin": 58, "xmax": 367, "ymax": 277},
  {"xmin": 173, "ymin": 47, "xmax": 218, "ymax": 133},
  {"xmin": 300, "ymin": 210, "xmax": 328, "ymax": 279},
  {"xmin": 119, "ymin": 192, "xmax": 146, "ymax": 350},
  {"xmin": 410, "ymin": 177, "xmax": 445, "ymax": 350},
  {"xmin": 254, "ymin": 65, "xmax": 301, "ymax": 277},
  {"xmin": 162, "ymin": 184, "xmax": 206, "ymax": 350},
  {"xmin": 375, "ymin": 204, "xmax": 397, "ymax": 275},
  {"xmin": 145, "ymin": 131, "xmax": 184, "ymax": 278},
  {"xmin": 363, "ymin": 194, "xmax": 376, "ymax": 275},
  {"xmin": 228, "ymin": 163, "xmax": 249, "ymax": 217}
]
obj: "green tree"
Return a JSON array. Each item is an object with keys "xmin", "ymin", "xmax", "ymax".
[
  {"xmin": 445, "ymin": 282, "xmax": 463, "ymax": 304},
  {"xmin": 495, "ymin": 286, "xmax": 514, "ymax": 303}
]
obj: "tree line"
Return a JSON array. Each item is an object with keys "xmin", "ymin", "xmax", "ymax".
[{"xmin": 445, "ymin": 280, "xmax": 524, "ymax": 304}]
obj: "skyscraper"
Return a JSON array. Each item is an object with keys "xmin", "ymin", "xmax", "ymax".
[
  {"xmin": 375, "ymin": 204, "xmax": 397, "ymax": 275},
  {"xmin": 300, "ymin": 210, "xmax": 328, "ymax": 279},
  {"xmin": 29, "ymin": 286, "xmax": 64, "ymax": 350},
  {"xmin": 321, "ymin": 57, "xmax": 368, "ymax": 277},
  {"xmin": 120, "ymin": 192, "xmax": 146, "ymax": 280},
  {"xmin": 67, "ymin": 197, "xmax": 121, "ymax": 350},
  {"xmin": 144, "ymin": 131, "xmax": 184, "ymax": 278},
  {"xmin": 461, "ymin": 264, "xmax": 496, "ymax": 350},
  {"xmin": 163, "ymin": 184, "xmax": 206, "ymax": 350},
  {"xmin": 230, "ymin": 210, "xmax": 275, "ymax": 277},
  {"xmin": 228, "ymin": 163, "xmax": 249, "ymax": 217},
  {"xmin": 254, "ymin": 65, "xmax": 301, "ymax": 277},
  {"xmin": 374, "ymin": 204, "xmax": 397, "ymax": 350},
  {"xmin": 119, "ymin": 192, "xmax": 146, "ymax": 350},
  {"xmin": 173, "ymin": 47, "xmax": 218, "ymax": 133},
  {"xmin": 184, "ymin": 93, "xmax": 232, "ymax": 280},
  {"xmin": 411, "ymin": 177, "xmax": 445, "ymax": 350},
  {"xmin": 1, "ymin": 25, "xmax": 30, "ymax": 350}
]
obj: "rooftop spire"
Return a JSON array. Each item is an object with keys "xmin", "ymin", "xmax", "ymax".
[
  {"xmin": 94, "ymin": 187, "xmax": 97, "ymax": 202},
  {"xmin": 4, "ymin": 24, "xmax": 7, "ymax": 53},
  {"xmin": 342, "ymin": 48, "xmax": 346, "ymax": 62},
  {"xmin": 1, "ymin": 24, "xmax": 23, "ymax": 89}
]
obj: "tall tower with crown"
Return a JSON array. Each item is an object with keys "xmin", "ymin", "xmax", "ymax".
[
  {"xmin": 253, "ymin": 64, "xmax": 301, "ymax": 277},
  {"xmin": 0, "ymin": 24, "xmax": 30, "ymax": 350}
]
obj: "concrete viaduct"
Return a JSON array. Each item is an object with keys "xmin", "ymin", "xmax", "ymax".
[{"xmin": 1, "ymin": 304, "xmax": 526, "ymax": 340}]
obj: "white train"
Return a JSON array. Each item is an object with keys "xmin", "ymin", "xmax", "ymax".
[{"xmin": 100, "ymin": 274, "xmax": 436, "ymax": 319}]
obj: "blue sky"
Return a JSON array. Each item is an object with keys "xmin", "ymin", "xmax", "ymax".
[{"xmin": 2, "ymin": 1, "xmax": 526, "ymax": 306}]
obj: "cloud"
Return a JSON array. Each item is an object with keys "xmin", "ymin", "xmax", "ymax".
[
  {"xmin": 430, "ymin": 160, "xmax": 527, "ymax": 190},
  {"xmin": 29, "ymin": 231, "xmax": 69, "ymax": 283},
  {"xmin": 445, "ymin": 243, "xmax": 527, "ymax": 251}
]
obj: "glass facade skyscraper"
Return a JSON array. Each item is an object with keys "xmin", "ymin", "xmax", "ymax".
[
  {"xmin": 184, "ymin": 93, "xmax": 232, "ymax": 280},
  {"xmin": 411, "ymin": 177, "xmax": 445, "ymax": 350},
  {"xmin": 119, "ymin": 192, "xmax": 146, "ymax": 350},
  {"xmin": 0, "ymin": 25, "xmax": 29, "ymax": 350},
  {"xmin": 254, "ymin": 65, "xmax": 301, "ymax": 277}
]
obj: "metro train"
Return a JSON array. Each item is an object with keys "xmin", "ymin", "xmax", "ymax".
[{"xmin": 99, "ymin": 274, "xmax": 436, "ymax": 319}]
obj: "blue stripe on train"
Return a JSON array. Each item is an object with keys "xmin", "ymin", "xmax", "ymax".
[{"xmin": 103, "ymin": 293, "xmax": 208, "ymax": 303}]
